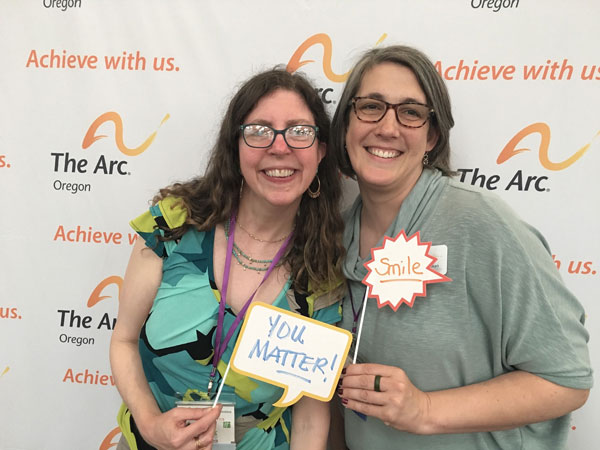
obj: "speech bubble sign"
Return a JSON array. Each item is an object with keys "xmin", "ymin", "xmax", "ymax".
[
  {"xmin": 363, "ymin": 230, "xmax": 452, "ymax": 311},
  {"xmin": 230, "ymin": 302, "xmax": 352, "ymax": 407}
]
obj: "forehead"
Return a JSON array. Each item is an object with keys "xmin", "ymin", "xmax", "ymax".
[
  {"xmin": 357, "ymin": 62, "xmax": 426, "ymax": 103},
  {"xmin": 244, "ymin": 88, "xmax": 314, "ymax": 123}
]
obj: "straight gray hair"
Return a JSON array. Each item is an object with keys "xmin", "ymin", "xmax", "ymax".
[{"xmin": 331, "ymin": 45, "xmax": 455, "ymax": 177}]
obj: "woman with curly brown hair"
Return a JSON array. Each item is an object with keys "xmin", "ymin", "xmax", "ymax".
[{"xmin": 110, "ymin": 68, "xmax": 345, "ymax": 450}]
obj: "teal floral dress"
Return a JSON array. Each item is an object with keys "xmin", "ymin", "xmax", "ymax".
[{"xmin": 117, "ymin": 198, "xmax": 342, "ymax": 450}]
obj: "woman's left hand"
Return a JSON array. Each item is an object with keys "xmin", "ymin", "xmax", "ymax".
[
  {"xmin": 339, "ymin": 363, "xmax": 590, "ymax": 435},
  {"xmin": 338, "ymin": 363, "xmax": 431, "ymax": 434}
]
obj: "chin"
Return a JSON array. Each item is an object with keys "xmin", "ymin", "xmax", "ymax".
[
  {"xmin": 262, "ymin": 193, "xmax": 303, "ymax": 209},
  {"xmin": 360, "ymin": 170, "xmax": 397, "ymax": 186}
]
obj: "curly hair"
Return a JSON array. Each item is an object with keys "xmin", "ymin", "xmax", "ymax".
[
  {"xmin": 331, "ymin": 45, "xmax": 455, "ymax": 177},
  {"xmin": 153, "ymin": 68, "xmax": 345, "ymax": 294}
]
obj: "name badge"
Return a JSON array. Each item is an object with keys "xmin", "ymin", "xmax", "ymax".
[
  {"xmin": 177, "ymin": 396, "xmax": 236, "ymax": 449},
  {"xmin": 429, "ymin": 245, "xmax": 448, "ymax": 275}
]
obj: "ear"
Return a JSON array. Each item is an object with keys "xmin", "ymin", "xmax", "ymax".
[
  {"xmin": 426, "ymin": 127, "xmax": 439, "ymax": 152},
  {"xmin": 317, "ymin": 142, "xmax": 326, "ymax": 162}
]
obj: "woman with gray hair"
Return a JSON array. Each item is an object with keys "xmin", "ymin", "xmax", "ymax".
[{"xmin": 330, "ymin": 45, "xmax": 592, "ymax": 450}]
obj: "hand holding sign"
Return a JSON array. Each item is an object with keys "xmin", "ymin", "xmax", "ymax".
[{"xmin": 229, "ymin": 302, "xmax": 352, "ymax": 407}]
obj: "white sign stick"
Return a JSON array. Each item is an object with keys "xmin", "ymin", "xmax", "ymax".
[{"xmin": 352, "ymin": 288, "xmax": 369, "ymax": 364}]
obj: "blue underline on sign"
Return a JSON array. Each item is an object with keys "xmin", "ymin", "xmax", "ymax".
[{"xmin": 276, "ymin": 370, "xmax": 311, "ymax": 383}]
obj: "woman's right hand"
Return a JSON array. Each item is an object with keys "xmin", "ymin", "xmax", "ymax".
[{"xmin": 138, "ymin": 404, "xmax": 223, "ymax": 450}]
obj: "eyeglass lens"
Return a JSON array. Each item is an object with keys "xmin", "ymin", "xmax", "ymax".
[
  {"xmin": 242, "ymin": 125, "xmax": 316, "ymax": 148},
  {"xmin": 354, "ymin": 98, "xmax": 431, "ymax": 126}
]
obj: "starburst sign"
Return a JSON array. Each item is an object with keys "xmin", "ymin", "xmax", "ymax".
[{"xmin": 363, "ymin": 230, "xmax": 451, "ymax": 311}]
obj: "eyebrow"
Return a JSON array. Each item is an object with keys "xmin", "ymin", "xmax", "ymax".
[
  {"xmin": 360, "ymin": 93, "xmax": 425, "ymax": 104},
  {"xmin": 247, "ymin": 119, "xmax": 315, "ymax": 127}
]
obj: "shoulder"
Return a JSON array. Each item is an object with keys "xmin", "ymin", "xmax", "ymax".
[
  {"xmin": 431, "ymin": 180, "xmax": 557, "ymax": 274},
  {"xmin": 286, "ymin": 279, "xmax": 344, "ymax": 324},
  {"xmin": 129, "ymin": 197, "xmax": 191, "ymax": 258},
  {"xmin": 443, "ymin": 178, "xmax": 512, "ymax": 217},
  {"xmin": 130, "ymin": 197, "xmax": 188, "ymax": 234},
  {"xmin": 443, "ymin": 179, "xmax": 544, "ymax": 238}
]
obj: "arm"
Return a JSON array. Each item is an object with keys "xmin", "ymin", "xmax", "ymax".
[
  {"xmin": 110, "ymin": 239, "xmax": 222, "ymax": 449},
  {"xmin": 328, "ymin": 395, "xmax": 348, "ymax": 450},
  {"xmin": 290, "ymin": 396, "xmax": 329, "ymax": 450},
  {"xmin": 339, "ymin": 363, "xmax": 589, "ymax": 435}
]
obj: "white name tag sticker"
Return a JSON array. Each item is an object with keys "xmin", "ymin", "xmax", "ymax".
[{"xmin": 429, "ymin": 245, "xmax": 448, "ymax": 275}]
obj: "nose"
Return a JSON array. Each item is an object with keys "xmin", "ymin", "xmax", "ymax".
[
  {"xmin": 268, "ymin": 133, "xmax": 292, "ymax": 154},
  {"xmin": 375, "ymin": 108, "xmax": 400, "ymax": 137}
]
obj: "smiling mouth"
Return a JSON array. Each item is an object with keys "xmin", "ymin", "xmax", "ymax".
[
  {"xmin": 366, "ymin": 147, "xmax": 401, "ymax": 159},
  {"xmin": 264, "ymin": 169, "xmax": 295, "ymax": 178}
]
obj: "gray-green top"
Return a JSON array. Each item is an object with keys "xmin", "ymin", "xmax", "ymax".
[{"xmin": 340, "ymin": 168, "xmax": 593, "ymax": 450}]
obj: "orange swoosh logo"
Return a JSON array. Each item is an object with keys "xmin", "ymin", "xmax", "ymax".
[
  {"xmin": 1, "ymin": 366, "xmax": 9, "ymax": 377},
  {"xmin": 87, "ymin": 276, "xmax": 123, "ymax": 307},
  {"xmin": 82, "ymin": 112, "xmax": 169, "ymax": 156},
  {"xmin": 497, "ymin": 122, "xmax": 597, "ymax": 171},
  {"xmin": 287, "ymin": 33, "xmax": 387, "ymax": 83},
  {"xmin": 99, "ymin": 426, "xmax": 121, "ymax": 450}
]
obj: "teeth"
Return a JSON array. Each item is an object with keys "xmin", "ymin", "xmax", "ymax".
[
  {"xmin": 265, "ymin": 169, "xmax": 294, "ymax": 177},
  {"xmin": 368, "ymin": 147, "xmax": 400, "ymax": 159}
]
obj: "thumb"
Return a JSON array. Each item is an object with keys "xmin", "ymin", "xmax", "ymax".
[{"xmin": 183, "ymin": 404, "xmax": 223, "ymax": 438}]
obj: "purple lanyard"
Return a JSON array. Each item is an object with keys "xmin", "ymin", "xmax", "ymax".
[
  {"xmin": 347, "ymin": 280, "xmax": 363, "ymax": 342},
  {"xmin": 208, "ymin": 212, "xmax": 292, "ymax": 394}
]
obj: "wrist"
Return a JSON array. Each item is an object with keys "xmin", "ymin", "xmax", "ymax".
[
  {"xmin": 415, "ymin": 391, "xmax": 437, "ymax": 435},
  {"xmin": 133, "ymin": 409, "xmax": 161, "ymax": 439}
]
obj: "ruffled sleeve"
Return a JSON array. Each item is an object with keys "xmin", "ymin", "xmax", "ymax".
[{"xmin": 129, "ymin": 197, "xmax": 187, "ymax": 258}]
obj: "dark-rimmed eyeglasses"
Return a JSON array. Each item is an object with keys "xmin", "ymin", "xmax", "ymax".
[
  {"xmin": 239, "ymin": 124, "xmax": 319, "ymax": 149},
  {"xmin": 351, "ymin": 97, "xmax": 434, "ymax": 128}
]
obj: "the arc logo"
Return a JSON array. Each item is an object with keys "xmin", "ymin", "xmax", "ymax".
[
  {"xmin": 82, "ymin": 112, "xmax": 170, "ymax": 156},
  {"xmin": 99, "ymin": 426, "xmax": 121, "ymax": 450},
  {"xmin": 286, "ymin": 33, "xmax": 388, "ymax": 83},
  {"xmin": 497, "ymin": 123, "xmax": 598, "ymax": 171},
  {"xmin": 57, "ymin": 276, "xmax": 122, "ymax": 338},
  {"xmin": 87, "ymin": 276, "xmax": 123, "ymax": 307},
  {"xmin": 1, "ymin": 366, "xmax": 9, "ymax": 378}
]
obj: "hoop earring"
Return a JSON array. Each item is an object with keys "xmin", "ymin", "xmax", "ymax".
[
  {"xmin": 422, "ymin": 152, "xmax": 429, "ymax": 166},
  {"xmin": 307, "ymin": 175, "xmax": 321, "ymax": 199}
]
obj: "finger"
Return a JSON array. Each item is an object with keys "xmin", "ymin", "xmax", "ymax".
[
  {"xmin": 181, "ymin": 405, "xmax": 223, "ymax": 440},
  {"xmin": 185, "ymin": 404, "xmax": 223, "ymax": 422},
  {"xmin": 166, "ymin": 404, "xmax": 218, "ymax": 423},
  {"xmin": 341, "ymin": 373, "xmax": 382, "ymax": 391},
  {"xmin": 345, "ymin": 363, "xmax": 399, "ymax": 377},
  {"xmin": 340, "ymin": 386, "xmax": 387, "ymax": 406},
  {"xmin": 195, "ymin": 420, "xmax": 217, "ymax": 449},
  {"xmin": 341, "ymin": 396, "xmax": 384, "ymax": 420}
]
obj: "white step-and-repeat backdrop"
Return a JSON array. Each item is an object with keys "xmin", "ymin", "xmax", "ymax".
[{"xmin": 1, "ymin": 1, "xmax": 597, "ymax": 449}]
